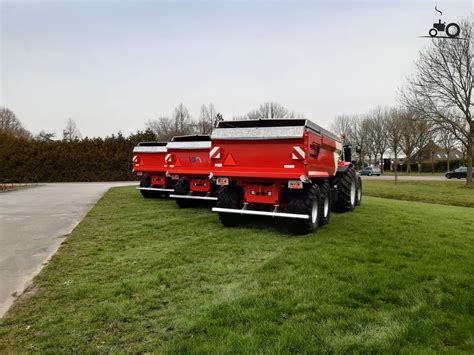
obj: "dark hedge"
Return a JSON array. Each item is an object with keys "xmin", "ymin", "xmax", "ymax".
[{"xmin": 0, "ymin": 130, "xmax": 155, "ymax": 182}]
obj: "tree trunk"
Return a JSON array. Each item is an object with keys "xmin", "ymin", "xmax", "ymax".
[
  {"xmin": 394, "ymin": 153, "xmax": 398, "ymax": 185},
  {"xmin": 431, "ymin": 150, "xmax": 435, "ymax": 174},
  {"xmin": 466, "ymin": 123, "xmax": 473, "ymax": 188},
  {"xmin": 446, "ymin": 149, "xmax": 451, "ymax": 172}
]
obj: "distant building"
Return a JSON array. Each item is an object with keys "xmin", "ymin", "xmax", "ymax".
[{"xmin": 410, "ymin": 141, "xmax": 463, "ymax": 164}]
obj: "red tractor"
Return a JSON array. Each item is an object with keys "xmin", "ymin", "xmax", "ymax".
[
  {"xmin": 132, "ymin": 141, "xmax": 175, "ymax": 198},
  {"xmin": 210, "ymin": 119, "xmax": 362, "ymax": 234},
  {"xmin": 166, "ymin": 135, "xmax": 218, "ymax": 207}
]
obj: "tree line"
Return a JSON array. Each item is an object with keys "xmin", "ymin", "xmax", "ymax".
[
  {"xmin": 331, "ymin": 107, "xmax": 463, "ymax": 174},
  {"xmin": 332, "ymin": 18, "xmax": 472, "ymax": 186}
]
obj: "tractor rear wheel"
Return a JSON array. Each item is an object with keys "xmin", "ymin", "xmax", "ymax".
[
  {"xmin": 139, "ymin": 174, "xmax": 162, "ymax": 198},
  {"xmin": 216, "ymin": 184, "xmax": 244, "ymax": 227},
  {"xmin": 286, "ymin": 183, "xmax": 321, "ymax": 234},
  {"xmin": 333, "ymin": 168, "xmax": 356, "ymax": 212},
  {"xmin": 174, "ymin": 178, "xmax": 196, "ymax": 208},
  {"xmin": 318, "ymin": 181, "xmax": 331, "ymax": 226},
  {"xmin": 355, "ymin": 175, "xmax": 362, "ymax": 206}
]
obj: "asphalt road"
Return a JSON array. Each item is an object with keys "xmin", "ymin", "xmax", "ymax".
[
  {"xmin": 0, "ymin": 182, "xmax": 136, "ymax": 317},
  {"xmin": 361, "ymin": 175, "xmax": 450, "ymax": 181}
]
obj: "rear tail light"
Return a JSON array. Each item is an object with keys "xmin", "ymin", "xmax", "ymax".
[
  {"xmin": 288, "ymin": 180, "xmax": 303, "ymax": 189},
  {"xmin": 216, "ymin": 177, "xmax": 229, "ymax": 186}
]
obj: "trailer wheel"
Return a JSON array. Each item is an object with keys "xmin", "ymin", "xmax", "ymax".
[
  {"xmin": 355, "ymin": 175, "xmax": 362, "ymax": 206},
  {"xmin": 286, "ymin": 184, "xmax": 321, "ymax": 234},
  {"xmin": 139, "ymin": 174, "xmax": 162, "ymax": 198},
  {"xmin": 318, "ymin": 182, "xmax": 331, "ymax": 226},
  {"xmin": 333, "ymin": 168, "xmax": 356, "ymax": 212},
  {"xmin": 174, "ymin": 178, "xmax": 196, "ymax": 208},
  {"xmin": 216, "ymin": 184, "xmax": 244, "ymax": 227}
]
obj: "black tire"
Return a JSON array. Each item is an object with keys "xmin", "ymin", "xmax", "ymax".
[
  {"xmin": 446, "ymin": 174, "xmax": 452, "ymax": 179},
  {"xmin": 355, "ymin": 175, "xmax": 362, "ymax": 206},
  {"xmin": 333, "ymin": 168, "xmax": 356, "ymax": 213},
  {"xmin": 446, "ymin": 23, "xmax": 460, "ymax": 38},
  {"xmin": 216, "ymin": 184, "xmax": 244, "ymax": 227},
  {"xmin": 429, "ymin": 28, "xmax": 437, "ymax": 37},
  {"xmin": 139, "ymin": 174, "xmax": 162, "ymax": 198},
  {"xmin": 173, "ymin": 178, "xmax": 195, "ymax": 208},
  {"xmin": 286, "ymin": 183, "xmax": 321, "ymax": 234},
  {"xmin": 318, "ymin": 181, "xmax": 331, "ymax": 226}
]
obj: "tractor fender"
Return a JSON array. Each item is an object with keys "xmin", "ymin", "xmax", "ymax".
[{"xmin": 336, "ymin": 161, "xmax": 352, "ymax": 174}]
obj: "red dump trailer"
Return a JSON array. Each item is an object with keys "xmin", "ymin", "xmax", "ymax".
[
  {"xmin": 210, "ymin": 119, "xmax": 362, "ymax": 234},
  {"xmin": 132, "ymin": 141, "xmax": 175, "ymax": 198},
  {"xmin": 166, "ymin": 135, "xmax": 218, "ymax": 207}
]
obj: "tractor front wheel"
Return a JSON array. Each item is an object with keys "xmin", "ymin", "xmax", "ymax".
[
  {"xmin": 286, "ymin": 183, "xmax": 321, "ymax": 234},
  {"xmin": 318, "ymin": 182, "xmax": 331, "ymax": 226},
  {"xmin": 355, "ymin": 175, "xmax": 362, "ymax": 206},
  {"xmin": 333, "ymin": 168, "xmax": 357, "ymax": 212}
]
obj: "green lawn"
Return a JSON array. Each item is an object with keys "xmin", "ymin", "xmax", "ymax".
[
  {"xmin": 363, "ymin": 180, "xmax": 474, "ymax": 207},
  {"xmin": 1, "ymin": 187, "xmax": 474, "ymax": 352}
]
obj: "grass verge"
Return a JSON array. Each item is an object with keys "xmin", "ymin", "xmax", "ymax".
[
  {"xmin": 1, "ymin": 187, "xmax": 473, "ymax": 352},
  {"xmin": 363, "ymin": 180, "xmax": 474, "ymax": 207}
]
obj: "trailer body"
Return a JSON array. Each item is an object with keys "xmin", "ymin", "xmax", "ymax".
[
  {"xmin": 210, "ymin": 119, "xmax": 361, "ymax": 233},
  {"xmin": 132, "ymin": 142, "xmax": 175, "ymax": 196},
  {"xmin": 166, "ymin": 135, "xmax": 217, "ymax": 205}
]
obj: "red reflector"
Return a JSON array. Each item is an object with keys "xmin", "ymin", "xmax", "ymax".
[
  {"xmin": 216, "ymin": 177, "xmax": 229, "ymax": 186},
  {"xmin": 288, "ymin": 180, "xmax": 303, "ymax": 189}
]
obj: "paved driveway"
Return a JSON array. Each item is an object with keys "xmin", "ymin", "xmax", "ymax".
[
  {"xmin": 362, "ymin": 175, "xmax": 449, "ymax": 181},
  {"xmin": 0, "ymin": 182, "xmax": 136, "ymax": 317}
]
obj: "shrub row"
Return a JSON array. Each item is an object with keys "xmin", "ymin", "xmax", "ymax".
[{"xmin": 0, "ymin": 131, "xmax": 155, "ymax": 182}]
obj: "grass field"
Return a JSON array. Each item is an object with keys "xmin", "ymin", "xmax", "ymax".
[
  {"xmin": 1, "ymin": 187, "xmax": 473, "ymax": 352},
  {"xmin": 363, "ymin": 180, "xmax": 474, "ymax": 207}
]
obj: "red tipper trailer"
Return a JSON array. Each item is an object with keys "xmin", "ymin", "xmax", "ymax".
[
  {"xmin": 210, "ymin": 119, "xmax": 362, "ymax": 234},
  {"xmin": 132, "ymin": 141, "xmax": 175, "ymax": 198},
  {"xmin": 166, "ymin": 135, "xmax": 218, "ymax": 207}
]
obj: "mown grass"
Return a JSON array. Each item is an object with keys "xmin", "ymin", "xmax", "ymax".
[
  {"xmin": 363, "ymin": 180, "xmax": 474, "ymax": 207},
  {"xmin": 1, "ymin": 187, "xmax": 473, "ymax": 352}
]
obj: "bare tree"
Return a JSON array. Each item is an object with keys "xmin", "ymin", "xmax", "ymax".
[
  {"xmin": 437, "ymin": 130, "xmax": 458, "ymax": 171},
  {"xmin": 402, "ymin": 19, "xmax": 473, "ymax": 186},
  {"xmin": 331, "ymin": 115, "xmax": 354, "ymax": 142},
  {"xmin": 145, "ymin": 117, "xmax": 174, "ymax": 140},
  {"xmin": 172, "ymin": 103, "xmax": 192, "ymax": 136},
  {"xmin": 386, "ymin": 108, "xmax": 404, "ymax": 183},
  {"xmin": 367, "ymin": 107, "xmax": 389, "ymax": 170},
  {"xmin": 247, "ymin": 102, "xmax": 292, "ymax": 119},
  {"xmin": 62, "ymin": 118, "xmax": 81, "ymax": 142},
  {"xmin": 413, "ymin": 118, "xmax": 434, "ymax": 173},
  {"xmin": 400, "ymin": 113, "xmax": 418, "ymax": 173},
  {"xmin": 198, "ymin": 103, "xmax": 216, "ymax": 134},
  {"xmin": 36, "ymin": 130, "xmax": 56, "ymax": 141},
  {"xmin": 0, "ymin": 107, "xmax": 30, "ymax": 138}
]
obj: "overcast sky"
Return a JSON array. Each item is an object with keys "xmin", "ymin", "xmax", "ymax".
[{"xmin": 0, "ymin": 0, "xmax": 471, "ymax": 138}]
